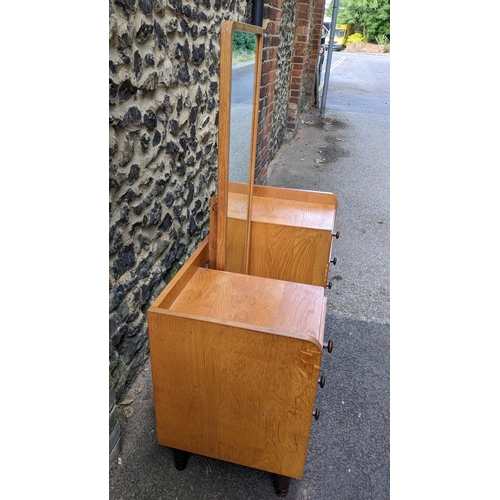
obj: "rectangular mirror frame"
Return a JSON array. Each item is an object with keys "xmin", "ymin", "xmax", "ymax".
[{"xmin": 216, "ymin": 20, "xmax": 263, "ymax": 273}]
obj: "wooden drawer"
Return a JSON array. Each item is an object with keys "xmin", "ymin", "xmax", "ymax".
[
  {"xmin": 226, "ymin": 184, "xmax": 338, "ymax": 287},
  {"xmin": 147, "ymin": 237, "xmax": 327, "ymax": 479}
]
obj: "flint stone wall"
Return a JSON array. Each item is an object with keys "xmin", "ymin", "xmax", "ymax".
[{"xmin": 109, "ymin": 0, "xmax": 252, "ymax": 400}]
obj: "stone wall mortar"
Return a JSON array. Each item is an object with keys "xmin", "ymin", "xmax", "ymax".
[{"xmin": 109, "ymin": 0, "xmax": 251, "ymax": 400}]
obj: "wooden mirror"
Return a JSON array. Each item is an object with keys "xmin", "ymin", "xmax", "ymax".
[{"xmin": 216, "ymin": 20, "xmax": 263, "ymax": 274}]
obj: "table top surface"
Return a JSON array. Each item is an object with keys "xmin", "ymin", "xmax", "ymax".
[
  {"xmin": 169, "ymin": 267, "xmax": 326, "ymax": 340},
  {"xmin": 227, "ymin": 191, "xmax": 336, "ymax": 230}
]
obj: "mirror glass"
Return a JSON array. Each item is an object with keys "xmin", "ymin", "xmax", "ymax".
[
  {"xmin": 216, "ymin": 21, "xmax": 262, "ymax": 275},
  {"xmin": 229, "ymin": 31, "xmax": 256, "ymax": 185},
  {"xmin": 225, "ymin": 30, "xmax": 257, "ymax": 274}
]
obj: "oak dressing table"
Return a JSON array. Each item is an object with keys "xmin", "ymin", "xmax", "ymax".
[{"xmin": 147, "ymin": 20, "xmax": 339, "ymax": 497}]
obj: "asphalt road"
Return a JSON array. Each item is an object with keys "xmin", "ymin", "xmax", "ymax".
[
  {"xmin": 266, "ymin": 50, "xmax": 390, "ymax": 498},
  {"xmin": 229, "ymin": 63, "xmax": 255, "ymax": 183},
  {"xmin": 109, "ymin": 51, "xmax": 390, "ymax": 500},
  {"xmin": 268, "ymin": 51, "xmax": 390, "ymax": 325}
]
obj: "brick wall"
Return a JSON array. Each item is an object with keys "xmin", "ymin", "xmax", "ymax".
[
  {"xmin": 345, "ymin": 42, "xmax": 385, "ymax": 53},
  {"xmin": 305, "ymin": 0, "xmax": 325, "ymax": 100},
  {"xmin": 255, "ymin": 0, "xmax": 289, "ymax": 183},
  {"xmin": 286, "ymin": 0, "xmax": 311, "ymax": 132},
  {"xmin": 255, "ymin": 0, "xmax": 324, "ymax": 182}
]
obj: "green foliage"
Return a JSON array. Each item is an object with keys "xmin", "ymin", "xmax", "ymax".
[
  {"xmin": 232, "ymin": 31, "xmax": 256, "ymax": 52},
  {"xmin": 347, "ymin": 33, "xmax": 367, "ymax": 44},
  {"xmin": 232, "ymin": 31, "xmax": 256, "ymax": 64},
  {"xmin": 326, "ymin": 0, "xmax": 334, "ymax": 17},
  {"xmin": 375, "ymin": 33, "xmax": 390, "ymax": 51},
  {"xmin": 327, "ymin": 0, "xmax": 390, "ymax": 43}
]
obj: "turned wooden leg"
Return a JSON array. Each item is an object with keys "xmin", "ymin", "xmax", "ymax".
[
  {"xmin": 273, "ymin": 474, "xmax": 292, "ymax": 497},
  {"xmin": 173, "ymin": 448, "xmax": 190, "ymax": 470}
]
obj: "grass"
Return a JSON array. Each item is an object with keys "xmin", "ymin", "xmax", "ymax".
[{"xmin": 232, "ymin": 48, "xmax": 255, "ymax": 65}]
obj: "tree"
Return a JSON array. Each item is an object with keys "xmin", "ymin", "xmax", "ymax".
[
  {"xmin": 325, "ymin": 0, "xmax": 335, "ymax": 17},
  {"xmin": 325, "ymin": 0, "xmax": 390, "ymax": 42}
]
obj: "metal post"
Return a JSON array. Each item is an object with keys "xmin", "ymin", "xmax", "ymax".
[
  {"xmin": 252, "ymin": 0, "xmax": 264, "ymax": 26},
  {"xmin": 319, "ymin": 0, "xmax": 340, "ymax": 118}
]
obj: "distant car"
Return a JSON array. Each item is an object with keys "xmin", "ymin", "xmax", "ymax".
[{"xmin": 332, "ymin": 24, "xmax": 354, "ymax": 51}]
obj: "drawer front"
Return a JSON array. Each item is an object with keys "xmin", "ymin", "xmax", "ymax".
[{"xmin": 249, "ymin": 222, "xmax": 332, "ymax": 287}]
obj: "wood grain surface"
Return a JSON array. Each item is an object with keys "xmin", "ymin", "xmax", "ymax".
[
  {"xmin": 148, "ymin": 311, "xmax": 323, "ymax": 478},
  {"xmin": 147, "ymin": 256, "xmax": 327, "ymax": 478}
]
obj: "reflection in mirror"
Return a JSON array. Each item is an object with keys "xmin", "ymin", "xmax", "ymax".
[
  {"xmin": 229, "ymin": 31, "xmax": 256, "ymax": 185},
  {"xmin": 216, "ymin": 21, "xmax": 262, "ymax": 275},
  {"xmin": 225, "ymin": 30, "xmax": 256, "ymax": 274}
]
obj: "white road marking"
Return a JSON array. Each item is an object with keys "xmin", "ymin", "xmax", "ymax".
[{"xmin": 319, "ymin": 56, "xmax": 346, "ymax": 92}]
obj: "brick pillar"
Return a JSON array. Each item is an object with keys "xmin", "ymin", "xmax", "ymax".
[
  {"xmin": 254, "ymin": 0, "xmax": 325, "ymax": 182},
  {"xmin": 305, "ymin": 0, "xmax": 326, "ymax": 100},
  {"xmin": 286, "ymin": 0, "xmax": 313, "ymax": 133},
  {"xmin": 255, "ymin": 0, "xmax": 282, "ymax": 184}
]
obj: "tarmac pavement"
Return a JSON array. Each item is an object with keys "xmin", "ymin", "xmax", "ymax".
[{"xmin": 109, "ymin": 52, "xmax": 390, "ymax": 499}]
